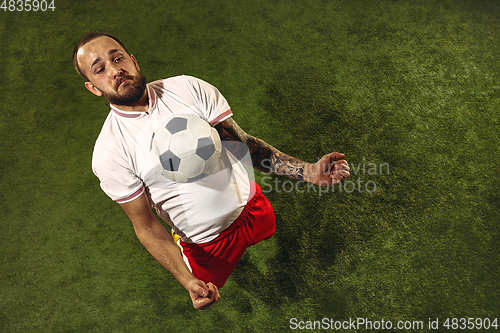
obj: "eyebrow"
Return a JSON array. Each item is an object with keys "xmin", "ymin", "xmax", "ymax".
[{"xmin": 90, "ymin": 49, "xmax": 122, "ymax": 70}]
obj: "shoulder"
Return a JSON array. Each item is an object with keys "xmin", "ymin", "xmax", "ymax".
[
  {"xmin": 92, "ymin": 112, "xmax": 127, "ymax": 166},
  {"xmin": 148, "ymin": 75, "xmax": 197, "ymax": 89},
  {"xmin": 93, "ymin": 111, "xmax": 117, "ymax": 148},
  {"xmin": 149, "ymin": 76, "xmax": 219, "ymax": 93}
]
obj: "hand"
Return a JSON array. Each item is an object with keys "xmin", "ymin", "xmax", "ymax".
[
  {"xmin": 305, "ymin": 152, "xmax": 350, "ymax": 186},
  {"xmin": 188, "ymin": 280, "xmax": 220, "ymax": 311}
]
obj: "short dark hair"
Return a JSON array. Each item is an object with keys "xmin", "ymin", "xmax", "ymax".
[{"xmin": 72, "ymin": 32, "xmax": 128, "ymax": 81}]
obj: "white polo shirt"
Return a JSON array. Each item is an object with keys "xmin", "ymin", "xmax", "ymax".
[{"xmin": 92, "ymin": 75, "xmax": 252, "ymax": 243}]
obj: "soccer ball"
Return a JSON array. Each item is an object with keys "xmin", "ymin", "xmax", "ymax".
[{"xmin": 150, "ymin": 113, "xmax": 222, "ymax": 183}]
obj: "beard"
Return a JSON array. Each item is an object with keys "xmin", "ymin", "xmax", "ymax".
[{"xmin": 102, "ymin": 71, "xmax": 147, "ymax": 106}]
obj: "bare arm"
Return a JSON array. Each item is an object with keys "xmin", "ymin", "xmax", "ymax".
[
  {"xmin": 119, "ymin": 192, "xmax": 220, "ymax": 310},
  {"xmin": 215, "ymin": 117, "xmax": 350, "ymax": 185}
]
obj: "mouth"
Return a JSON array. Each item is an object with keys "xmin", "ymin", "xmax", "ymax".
[{"xmin": 117, "ymin": 78, "xmax": 132, "ymax": 89}]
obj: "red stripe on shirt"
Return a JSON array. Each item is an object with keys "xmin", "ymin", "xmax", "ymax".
[
  {"xmin": 210, "ymin": 110, "xmax": 232, "ymax": 125},
  {"xmin": 115, "ymin": 185, "xmax": 145, "ymax": 204}
]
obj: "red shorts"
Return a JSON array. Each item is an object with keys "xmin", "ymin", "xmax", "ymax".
[{"xmin": 180, "ymin": 181, "xmax": 276, "ymax": 289}]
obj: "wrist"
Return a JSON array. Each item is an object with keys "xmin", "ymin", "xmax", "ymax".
[
  {"xmin": 302, "ymin": 162, "xmax": 316, "ymax": 183},
  {"xmin": 179, "ymin": 275, "xmax": 200, "ymax": 291}
]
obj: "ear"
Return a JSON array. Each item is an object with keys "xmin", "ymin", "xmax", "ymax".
[
  {"xmin": 130, "ymin": 54, "xmax": 140, "ymax": 71},
  {"xmin": 85, "ymin": 81, "xmax": 103, "ymax": 97}
]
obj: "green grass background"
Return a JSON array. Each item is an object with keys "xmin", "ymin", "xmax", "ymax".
[{"xmin": 1, "ymin": 0, "xmax": 499, "ymax": 331}]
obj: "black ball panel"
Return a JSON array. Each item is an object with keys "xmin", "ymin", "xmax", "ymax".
[
  {"xmin": 166, "ymin": 117, "xmax": 188, "ymax": 134},
  {"xmin": 160, "ymin": 151, "xmax": 181, "ymax": 171}
]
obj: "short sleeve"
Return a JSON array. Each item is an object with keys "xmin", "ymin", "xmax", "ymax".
[
  {"xmin": 182, "ymin": 76, "xmax": 233, "ymax": 125},
  {"xmin": 92, "ymin": 146, "xmax": 144, "ymax": 204}
]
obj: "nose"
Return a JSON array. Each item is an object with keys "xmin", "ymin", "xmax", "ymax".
[{"xmin": 109, "ymin": 62, "xmax": 123, "ymax": 78}]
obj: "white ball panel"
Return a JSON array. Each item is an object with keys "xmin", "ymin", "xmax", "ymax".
[
  {"xmin": 169, "ymin": 131, "xmax": 199, "ymax": 158},
  {"xmin": 211, "ymin": 127, "xmax": 222, "ymax": 153},
  {"xmin": 151, "ymin": 130, "xmax": 173, "ymax": 155},
  {"xmin": 179, "ymin": 154, "xmax": 206, "ymax": 178},
  {"xmin": 163, "ymin": 169, "xmax": 188, "ymax": 183},
  {"xmin": 203, "ymin": 150, "xmax": 221, "ymax": 174},
  {"xmin": 186, "ymin": 116, "xmax": 212, "ymax": 138}
]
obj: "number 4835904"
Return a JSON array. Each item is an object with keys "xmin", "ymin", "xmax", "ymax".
[{"xmin": 1, "ymin": 0, "xmax": 55, "ymax": 11}]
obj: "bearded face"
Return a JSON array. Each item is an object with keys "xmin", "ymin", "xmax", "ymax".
[{"xmin": 77, "ymin": 36, "xmax": 149, "ymax": 108}]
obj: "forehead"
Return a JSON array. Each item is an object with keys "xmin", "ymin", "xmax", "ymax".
[{"xmin": 77, "ymin": 36, "xmax": 126, "ymax": 69}]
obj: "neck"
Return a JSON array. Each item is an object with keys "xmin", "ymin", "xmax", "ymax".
[{"xmin": 111, "ymin": 90, "xmax": 149, "ymax": 112}]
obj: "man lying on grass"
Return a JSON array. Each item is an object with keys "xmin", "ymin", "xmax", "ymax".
[{"xmin": 73, "ymin": 32, "xmax": 350, "ymax": 310}]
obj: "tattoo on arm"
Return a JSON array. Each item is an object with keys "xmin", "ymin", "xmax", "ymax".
[{"xmin": 215, "ymin": 117, "xmax": 307, "ymax": 181}]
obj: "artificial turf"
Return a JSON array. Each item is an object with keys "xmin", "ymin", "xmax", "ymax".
[{"xmin": 1, "ymin": 0, "xmax": 499, "ymax": 331}]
